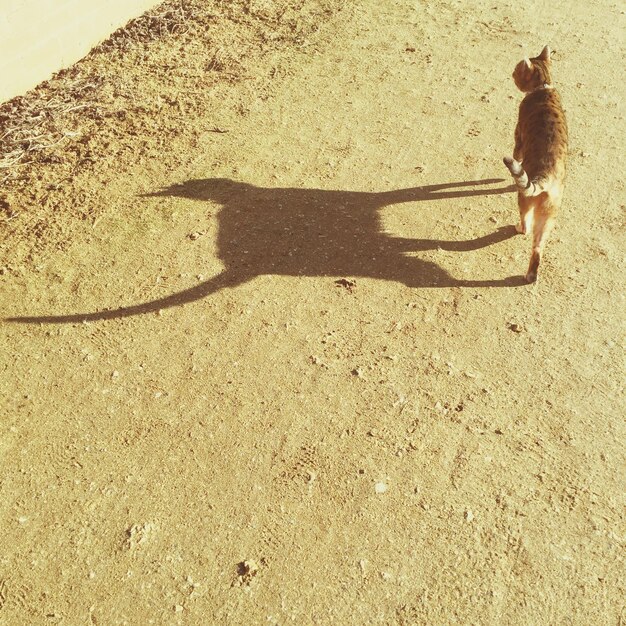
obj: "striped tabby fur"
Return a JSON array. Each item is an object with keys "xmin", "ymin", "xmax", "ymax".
[{"xmin": 503, "ymin": 45, "xmax": 568, "ymax": 283}]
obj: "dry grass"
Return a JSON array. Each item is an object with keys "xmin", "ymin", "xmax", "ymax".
[
  {"xmin": 0, "ymin": 78, "xmax": 105, "ymax": 188},
  {"xmin": 0, "ymin": 0, "xmax": 339, "ymax": 189},
  {"xmin": 94, "ymin": 0, "xmax": 196, "ymax": 53},
  {"xmin": 0, "ymin": 0, "xmax": 199, "ymax": 187},
  {"xmin": 0, "ymin": 0, "xmax": 346, "ymax": 246}
]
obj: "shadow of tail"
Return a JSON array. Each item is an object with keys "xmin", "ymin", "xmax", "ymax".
[{"xmin": 4, "ymin": 270, "xmax": 245, "ymax": 324}]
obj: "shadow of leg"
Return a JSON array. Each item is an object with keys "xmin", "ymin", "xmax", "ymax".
[
  {"xmin": 401, "ymin": 258, "xmax": 527, "ymax": 289},
  {"xmin": 392, "ymin": 225, "xmax": 519, "ymax": 253},
  {"xmin": 454, "ymin": 274, "xmax": 529, "ymax": 288}
]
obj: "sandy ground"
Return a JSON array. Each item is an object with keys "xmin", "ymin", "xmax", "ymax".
[{"xmin": 1, "ymin": 0, "xmax": 625, "ymax": 623}]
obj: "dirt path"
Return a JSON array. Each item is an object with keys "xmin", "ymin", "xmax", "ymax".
[{"xmin": 1, "ymin": 1, "xmax": 624, "ymax": 624}]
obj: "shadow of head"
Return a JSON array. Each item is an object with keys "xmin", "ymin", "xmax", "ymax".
[{"xmin": 146, "ymin": 177, "xmax": 255, "ymax": 203}]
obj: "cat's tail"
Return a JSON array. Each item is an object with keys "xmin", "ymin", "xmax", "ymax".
[{"xmin": 503, "ymin": 157, "xmax": 548, "ymax": 197}]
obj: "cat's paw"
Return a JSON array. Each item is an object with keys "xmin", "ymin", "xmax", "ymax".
[{"xmin": 515, "ymin": 222, "xmax": 527, "ymax": 234}]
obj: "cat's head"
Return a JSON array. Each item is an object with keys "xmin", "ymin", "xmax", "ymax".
[{"xmin": 512, "ymin": 46, "xmax": 553, "ymax": 92}]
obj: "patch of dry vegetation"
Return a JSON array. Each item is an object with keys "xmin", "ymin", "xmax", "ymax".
[{"xmin": 0, "ymin": 0, "xmax": 346, "ymax": 265}]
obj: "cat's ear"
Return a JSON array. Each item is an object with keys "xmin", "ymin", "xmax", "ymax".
[{"xmin": 539, "ymin": 46, "xmax": 551, "ymax": 61}]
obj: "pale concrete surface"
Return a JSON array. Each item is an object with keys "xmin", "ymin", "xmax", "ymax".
[{"xmin": 0, "ymin": 0, "xmax": 160, "ymax": 103}]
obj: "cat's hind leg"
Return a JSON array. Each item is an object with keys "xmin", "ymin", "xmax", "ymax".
[
  {"xmin": 526, "ymin": 200, "xmax": 556, "ymax": 283},
  {"xmin": 516, "ymin": 194, "xmax": 534, "ymax": 235}
]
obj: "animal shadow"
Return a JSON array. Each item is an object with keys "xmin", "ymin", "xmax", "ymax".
[{"xmin": 7, "ymin": 177, "xmax": 524, "ymax": 323}]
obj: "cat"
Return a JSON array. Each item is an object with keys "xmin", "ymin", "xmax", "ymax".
[{"xmin": 503, "ymin": 45, "xmax": 568, "ymax": 283}]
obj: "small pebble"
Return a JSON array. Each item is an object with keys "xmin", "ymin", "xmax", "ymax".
[
  {"xmin": 375, "ymin": 481, "xmax": 388, "ymax": 494},
  {"xmin": 236, "ymin": 559, "xmax": 260, "ymax": 586},
  {"xmin": 241, "ymin": 560, "xmax": 259, "ymax": 576}
]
